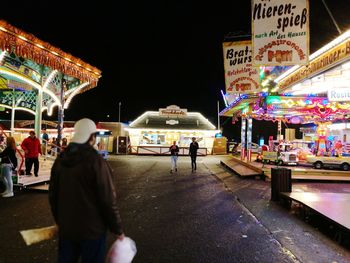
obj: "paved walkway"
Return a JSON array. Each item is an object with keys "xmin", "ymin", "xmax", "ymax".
[{"xmin": 204, "ymin": 155, "xmax": 350, "ymax": 263}]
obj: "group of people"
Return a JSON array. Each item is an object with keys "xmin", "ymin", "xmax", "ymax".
[
  {"xmin": 1, "ymin": 119, "xmax": 201, "ymax": 262},
  {"xmin": 169, "ymin": 137, "xmax": 199, "ymax": 173},
  {"xmin": 1, "ymin": 119, "xmax": 124, "ymax": 261},
  {"xmin": 0, "ymin": 131, "xmax": 42, "ymax": 197},
  {"xmin": 42, "ymin": 128, "xmax": 68, "ymax": 156},
  {"xmin": 0, "ymin": 128, "xmax": 71, "ymax": 198}
]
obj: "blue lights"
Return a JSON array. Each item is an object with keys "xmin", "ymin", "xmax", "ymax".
[{"xmin": 305, "ymin": 99, "xmax": 312, "ymax": 105}]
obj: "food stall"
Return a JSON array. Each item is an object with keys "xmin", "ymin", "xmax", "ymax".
[
  {"xmin": 126, "ymin": 105, "xmax": 220, "ymax": 155},
  {"xmin": 220, "ymin": 30, "xmax": 350, "ymax": 171}
]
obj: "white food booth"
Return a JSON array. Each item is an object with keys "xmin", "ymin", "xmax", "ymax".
[{"xmin": 126, "ymin": 105, "xmax": 220, "ymax": 155}]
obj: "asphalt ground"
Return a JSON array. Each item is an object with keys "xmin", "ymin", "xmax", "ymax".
[{"xmin": 0, "ymin": 155, "xmax": 350, "ymax": 262}]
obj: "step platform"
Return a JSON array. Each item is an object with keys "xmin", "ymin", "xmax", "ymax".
[{"xmin": 280, "ymin": 192, "xmax": 350, "ymax": 231}]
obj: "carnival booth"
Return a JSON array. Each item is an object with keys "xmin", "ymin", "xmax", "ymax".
[
  {"xmin": 126, "ymin": 105, "xmax": 220, "ymax": 155},
  {"xmin": 0, "ymin": 20, "xmax": 101, "ymax": 187},
  {"xmin": 220, "ymin": 30, "xmax": 350, "ymax": 171}
]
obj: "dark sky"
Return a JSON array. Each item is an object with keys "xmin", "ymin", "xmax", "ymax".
[{"xmin": 2, "ymin": 0, "xmax": 350, "ymax": 141}]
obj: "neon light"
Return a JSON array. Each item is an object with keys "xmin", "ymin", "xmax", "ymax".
[
  {"xmin": 63, "ymin": 82, "xmax": 90, "ymax": 109},
  {"xmin": 276, "ymin": 29, "xmax": 350, "ymax": 83},
  {"xmin": 0, "ymin": 68, "xmax": 41, "ymax": 89},
  {"xmin": 126, "ymin": 127, "xmax": 221, "ymax": 134},
  {"xmin": 129, "ymin": 111, "xmax": 217, "ymax": 130},
  {"xmin": 221, "ymin": 90, "xmax": 228, "ymax": 107},
  {"xmin": 266, "ymin": 96, "xmax": 281, "ymax": 104},
  {"xmin": 0, "ymin": 104, "xmax": 36, "ymax": 115},
  {"xmin": 42, "ymin": 70, "xmax": 58, "ymax": 90},
  {"xmin": 18, "ymin": 35, "xmax": 27, "ymax": 41},
  {"xmin": 0, "ymin": 50, "xmax": 6, "ymax": 64}
]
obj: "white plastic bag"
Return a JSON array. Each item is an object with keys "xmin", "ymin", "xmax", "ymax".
[{"xmin": 106, "ymin": 236, "xmax": 137, "ymax": 263}]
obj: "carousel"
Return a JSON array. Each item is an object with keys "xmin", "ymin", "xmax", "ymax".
[{"xmin": 0, "ymin": 20, "xmax": 101, "ymax": 187}]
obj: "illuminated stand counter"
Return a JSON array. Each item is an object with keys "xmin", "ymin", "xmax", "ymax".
[{"xmin": 126, "ymin": 105, "xmax": 220, "ymax": 155}]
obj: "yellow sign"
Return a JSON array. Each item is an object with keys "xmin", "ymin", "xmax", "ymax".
[
  {"xmin": 223, "ymin": 41, "xmax": 260, "ymax": 94},
  {"xmin": 279, "ymin": 39, "xmax": 350, "ymax": 90}
]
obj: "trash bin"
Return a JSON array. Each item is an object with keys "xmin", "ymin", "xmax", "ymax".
[{"xmin": 271, "ymin": 167, "xmax": 292, "ymax": 201}]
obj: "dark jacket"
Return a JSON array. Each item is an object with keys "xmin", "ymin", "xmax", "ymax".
[
  {"xmin": 189, "ymin": 142, "xmax": 199, "ymax": 156},
  {"xmin": 169, "ymin": 145, "xmax": 179, "ymax": 156},
  {"xmin": 0, "ymin": 147, "xmax": 17, "ymax": 168},
  {"xmin": 49, "ymin": 143, "xmax": 123, "ymax": 240}
]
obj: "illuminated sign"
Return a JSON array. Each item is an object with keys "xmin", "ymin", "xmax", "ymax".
[
  {"xmin": 328, "ymin": 87, "xmax": 350, "ymax": 102},
  {"xmin": 18, "ymin": 120, "xmax": 57, "ymax": 128},
  {"xmin": 3, "ymin": 57, "xmax": 41, "ymax": 83},
  {"xmin": 223, "ymin": 41, "xmax": 260, "ymax": 94},
  {"xmin": 252, "ymin": 0, "xmax": 309, "ymax": 66},
  {"xmin": 215, "ymin": 133, "xmax": 223, "ymax": 138},
  {"xmin": 166, "ymin": 120, "xmax": 179, "ymax": 125},
  {"xmin": 159, "ymin": 105, "xmax": 187, "ymax": 117},
  {"xmin": 279, "ymin": 39, "xmax": 350, "ymax": 90}
]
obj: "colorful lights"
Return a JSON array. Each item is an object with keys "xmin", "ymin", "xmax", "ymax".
[
  {"xmin": 276, "ymin": 29, "xmax": 350, "ymax": 84},
  {"xmin": 220, "ymin": 90, "xmax": 228, "ymax": 107},
  {"xmin": 266, "ymin": 96, "xmax": 281, "ymax": 105},
  {"xmin": 63, "ymin": 82, "xmax": 90, "ymax": 109},
  {"xmin": 42, "ymin": 70, "xmax": 58, "ymax": 90}
]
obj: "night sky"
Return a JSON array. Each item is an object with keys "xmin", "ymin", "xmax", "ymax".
[{"xmin": 2, "ymin": 0, "xmax": 350, "ymax": 141}]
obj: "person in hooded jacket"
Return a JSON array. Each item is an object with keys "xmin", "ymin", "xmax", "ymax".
[{"xmin": 49, "ymin": 118, "xmax": 124, "ymax": 263}]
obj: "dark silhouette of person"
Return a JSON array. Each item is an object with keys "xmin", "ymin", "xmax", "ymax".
[{"xmin": 189, "ymin": 137, "xmax": 199, "ymax": 172}]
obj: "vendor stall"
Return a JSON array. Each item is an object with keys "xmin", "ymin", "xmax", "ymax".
[
  {"xmin": 126, "ymin": 105, "xmax": 220, "ymax": 155},
  {"xmin": 220, "ymin": 30, "xmax": 350, "ymax": 170}
]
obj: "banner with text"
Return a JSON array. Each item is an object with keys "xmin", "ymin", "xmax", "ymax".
[
  {"xmin": 252, "ymin": 0, "xmax": 309, "ymax": 66},
  {"xmin": 223, "ymin": 41, "xmax": 260, "ymax": 94}
]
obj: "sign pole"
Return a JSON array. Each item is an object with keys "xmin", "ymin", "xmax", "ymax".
[
  {"xmin": 217, "ymin": 100, "xmax": 220, "ymax": 131},
  {"xmin": 118, "ymin": 102, "xmax": 121, "ymax": 123}
]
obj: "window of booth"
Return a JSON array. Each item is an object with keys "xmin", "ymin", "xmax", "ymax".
[
  {"xmin": 179, "ymin": 135, "xmax": 204, "ymax": 147},
  {"xmin": 140, "ymin": 132, "xmax": 166, "ymax": 145}
]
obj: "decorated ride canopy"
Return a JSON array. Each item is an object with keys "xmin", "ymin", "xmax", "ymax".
[
  {"xmin": 0, "ymin": 20, "xmax": 101, "ymax": 115},
  {"xmin": 220, "ymin": 29, "xmax": 350, "ymax": 124}
]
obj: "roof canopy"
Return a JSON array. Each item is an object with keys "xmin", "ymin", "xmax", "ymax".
[
  {"xmin": 0, "ymin": 20, "xmax": 102, "ymax": 115},
  {"xmin": 130, "ymin": 106, "xmax": 217, "ymax": 130},
  {"xmin": 0, "ymin": 20, "xmax": 101, "ymax": 88}
]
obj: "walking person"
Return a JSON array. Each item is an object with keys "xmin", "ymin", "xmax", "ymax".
[
  {"xmin": 21, "ymin": 131, "xmax": 41, "ymax": 177},
  {"xmin": 189, "ymin": 137, "xmax": 199, "ymax": 172},
  {"xmin": 169, "ymin": 141, "xmax": 179, "ymax": 173},
  {"xmin": 49, "ymin": 118, "xmax": 124, "ymax": 263},
  {"xmin": 0, "ymin": 137, "xmax": 17, "ymax": 197}
]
